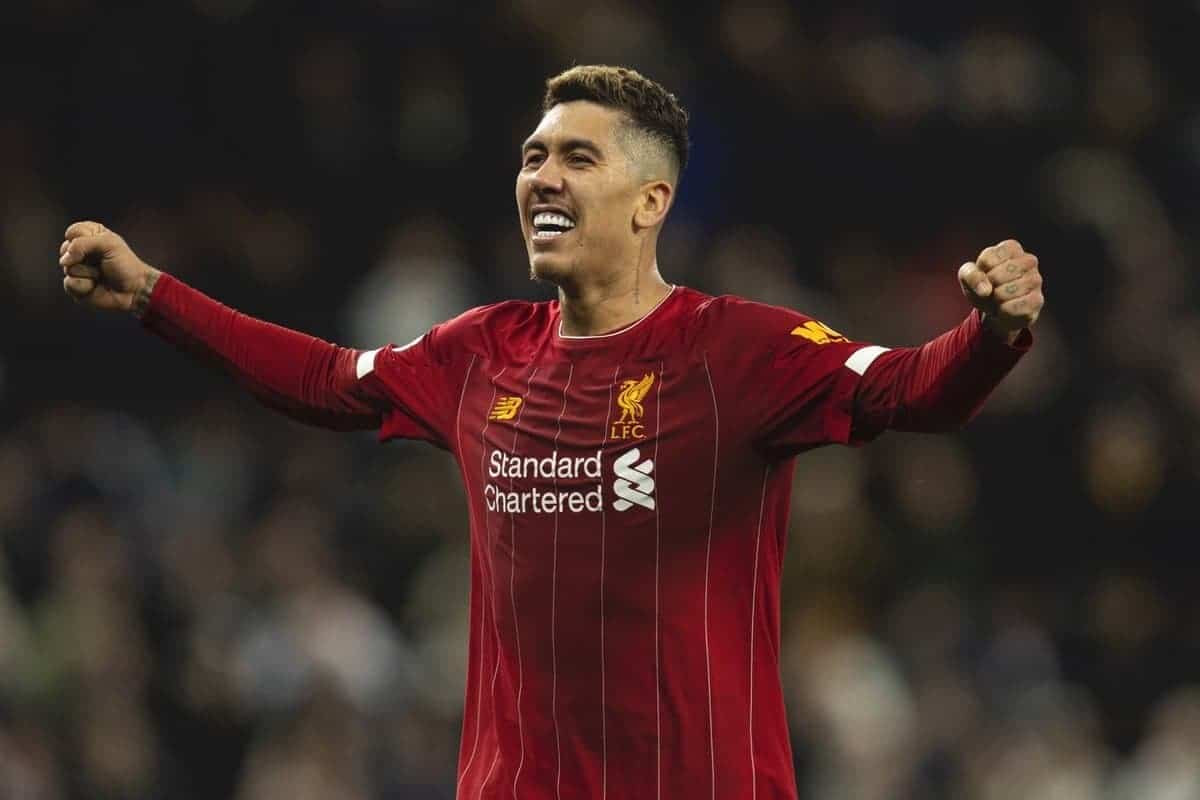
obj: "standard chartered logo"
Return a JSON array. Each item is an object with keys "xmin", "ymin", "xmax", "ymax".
[
  {"xmin": 612, "ymin": 448, "xmax": 655, "ymax": 511},
  {"xmin": 483, "ymin": 447, "xmax": 656, "ymax": 515},
  {"xmin": 485, "ymin": 449, "xmax": 604, "ymax": 514}
]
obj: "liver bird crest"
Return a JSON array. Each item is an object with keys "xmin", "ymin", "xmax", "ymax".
[{"xmin": 616, "ymin": 373, "xmax": 655, "ymax": 423}]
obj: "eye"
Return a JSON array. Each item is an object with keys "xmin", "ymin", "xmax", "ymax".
[
  {"xmin": 522, "ymin": 152, "xmax": 544, "ymax": 169},
  {"xmin": 568, "ymin": 153, "xmax": 593, "ymax": 166}
]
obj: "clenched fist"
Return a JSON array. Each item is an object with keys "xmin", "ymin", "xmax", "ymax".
[
  {"xmin": 58, "ymin": 221, "xmax": 160, "ymax": 315},
  {"xmin": 957, "ymin": 239, "xmax": 1044, "ymax": 340}
]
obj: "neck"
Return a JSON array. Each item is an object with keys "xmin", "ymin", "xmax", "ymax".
[{"xmin": 557, "ymin": 259, "xmax": 673, "ymax": 337}]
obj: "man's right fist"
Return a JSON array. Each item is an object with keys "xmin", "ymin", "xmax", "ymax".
[{"xmin": 59, "ymin": 221, "xmax": 159, "ymax": 314}]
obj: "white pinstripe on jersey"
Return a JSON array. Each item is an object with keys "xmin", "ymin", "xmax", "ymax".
[
  {"xmin": 702, "ymin": 354, "xmax": 719, "ymax": 799},
  {"xmin": 510, "ymin": 368, "xmax": 538, "ymax": 798},
  {"xmin": 749, "ymin": 464, "xmax": 770, "ymax": 800},
  {"xmin": 453, "ymin": 355, "xmax": 481, "ymax": 796},
  {"xmin": 600, "ymin": 365, "xmax": 621, "ymax": 800},
  {"xmin": 550, "ymin": 363, "xmax": 574, "ymax": 800},
  {"xmin": 653, "ymin": 360, "xmax": 664, "ymax": 800},
  {"xmin": 477, "ymin": 368, "xmax": 507, "ymax": 798}
]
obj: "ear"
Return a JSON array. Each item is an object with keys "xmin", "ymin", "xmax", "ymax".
[{"xmin": 633, "ymin": 180, "xmax": 673, "ymax": 231}]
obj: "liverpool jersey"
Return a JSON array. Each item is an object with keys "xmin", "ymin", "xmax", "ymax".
[
  {"xmin": 142, "ymin": 277, "xmax": 1029, "ymax": 799},
  {"xmin": 358, "ymin": 286, "xmax": 897, "ymax": 799}
]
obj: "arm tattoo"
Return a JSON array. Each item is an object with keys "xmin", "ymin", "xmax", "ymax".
[{"xmin": 131, "ymin": 269, "xmax": 161, "ymax": 319}]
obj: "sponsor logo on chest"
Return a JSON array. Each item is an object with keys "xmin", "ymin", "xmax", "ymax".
[
  {"xmin": 483, "ymin": 445, "xmax": 655, "ymax": 515},
  {"xmin": 482, "ymin": 371, "xmax": 660, "ymax": 515}
]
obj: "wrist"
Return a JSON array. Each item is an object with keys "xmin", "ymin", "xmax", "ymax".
[
  {"xmin": 130, "ymin": 267, "xmax": 162, "ymax": 319},
  {"xmin": 980, "ymin": 312, "xmax": 1022, "ymax": 346}
]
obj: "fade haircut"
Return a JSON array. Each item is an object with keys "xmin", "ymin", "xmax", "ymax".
[{"xmin": 542, "ymin": 65, "xmax": 690, "ymax": 183}]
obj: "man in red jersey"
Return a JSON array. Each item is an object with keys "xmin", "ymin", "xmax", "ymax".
[{"xmin": 59, "ymin": 66, "xmax": 1042, "ymax": 799}]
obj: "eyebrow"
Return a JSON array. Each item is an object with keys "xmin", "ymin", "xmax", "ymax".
[{"xmin": 520, "ymin": 137, "xmax": 605, "ymax": 158}]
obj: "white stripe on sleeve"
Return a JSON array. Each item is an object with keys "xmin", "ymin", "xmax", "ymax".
[
  {"xmin": 356, "ymin": 348, "xmax": 380, "ymax": 379},
  {"xmin": 356, "ymin": 333, "xmax": 427, "ymax": 380},
  {"xmin": 844, "ymin": 345, "xmax": 891, "ymax": 376},
  {"xmin": 392, "ymin": 333, "xmax": 425, "ymax": 353}
]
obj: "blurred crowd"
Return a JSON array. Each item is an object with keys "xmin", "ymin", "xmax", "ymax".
[{"xmin": 3, "ymin": 1, "xmax": 1200, "ymax": 797}]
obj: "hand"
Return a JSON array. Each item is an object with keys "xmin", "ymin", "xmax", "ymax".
[
  {"xmin": 957, "ymin": 239, "xmax": 1044, "ymax": 341},
  {"xmin": 58, "ymin": 221, "xmax": 159, "ymax": 314}
]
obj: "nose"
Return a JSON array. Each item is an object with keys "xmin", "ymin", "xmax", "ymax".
[{"xmin": 527, "ymin": 158, "xmax": 565, "ymax": 194}]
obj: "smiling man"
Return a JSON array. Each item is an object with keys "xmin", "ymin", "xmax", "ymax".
[
  {"xmin": 59, "ymin": 65, "xmax": 1042, "ymax": 799},
  {"xmin": 516, "ymin": 70, "xmax": 684, "ymax": 330}
]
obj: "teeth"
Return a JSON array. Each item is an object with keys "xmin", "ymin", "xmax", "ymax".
[{"xmin": 533, "ymin": 212, "xmax": 575, "ymax": 229}]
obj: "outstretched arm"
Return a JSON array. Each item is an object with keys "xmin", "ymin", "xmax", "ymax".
[
  {"xmin": 851, "ymin": 239, "xmax": 1043, "ymax": 439},
  {"xmin": 59, "ymin": 221, "xmax": 385, "ymax": 430}
]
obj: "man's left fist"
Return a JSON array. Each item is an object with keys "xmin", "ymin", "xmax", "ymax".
[{"xmin": 958, "ymin": 239, "xmax": 1044, "ymax": 337}]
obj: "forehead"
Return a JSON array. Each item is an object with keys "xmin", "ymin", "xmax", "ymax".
[{"xmin": 525, "ymin": 101, "xmax": 625, "ymax": 149}]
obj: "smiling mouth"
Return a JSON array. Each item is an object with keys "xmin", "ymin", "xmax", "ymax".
[{"xmin": 531, "ymin": 211, "xmax": 576, "ymax": 241}]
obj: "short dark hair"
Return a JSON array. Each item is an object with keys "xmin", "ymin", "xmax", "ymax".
[{"xmin": 543, "ymin": 65, "xmax": 690, "ymax": 180}]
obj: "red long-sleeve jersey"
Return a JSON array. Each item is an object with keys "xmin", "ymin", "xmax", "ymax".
[{"xmin": 142, "ymin": 275, "xmax": 1029, "ymax": 799}]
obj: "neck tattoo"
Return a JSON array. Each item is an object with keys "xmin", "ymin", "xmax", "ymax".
[{"xmin": 633, "ymin": 236, "xmax": 648, "ymax": 307}]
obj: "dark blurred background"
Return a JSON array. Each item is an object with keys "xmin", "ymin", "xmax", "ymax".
[{"xmin": 3, "ymin": 1, "xmax": 1200, "ymax": 797}]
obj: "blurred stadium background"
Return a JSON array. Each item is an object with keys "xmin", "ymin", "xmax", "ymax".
[{"xmin": 4, "ymin": 1, "xmax": 1200, "ymax": 797}]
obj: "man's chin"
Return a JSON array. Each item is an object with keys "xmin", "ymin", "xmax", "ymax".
[{"xmin": 528, "ymin": 255, "xmax": 573, "ymax": 286}]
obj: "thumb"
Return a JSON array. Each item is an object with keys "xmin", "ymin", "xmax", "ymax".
[
  {"xmin": 66, "ymin": 263, "xmax": 102, "ymax": 281},
  {"xmin": 958, "ymin": 261, "xmax": 992, "ymax": 299},
  {"xmin": 63, "ymin": 275, "xmax": 97, "ymax": 300},
  {"xmin": 61, "ymin": 263, "xmax": 102, "ymax": 301}
]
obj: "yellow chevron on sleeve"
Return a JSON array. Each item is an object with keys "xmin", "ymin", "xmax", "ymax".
[{"xmin": 790, "ymin": 320, "xmax": 848, "ymax": 344}]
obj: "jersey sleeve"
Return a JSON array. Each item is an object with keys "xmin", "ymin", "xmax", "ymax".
[
  {"xmin": 142, "ymin": 272, "xmax": 389, "ymax": 431},
  {"xmin": 141, "ymin": 272, "xmax": 486, "ymax": 451},
  {"xmin": 698, "ymin": 296, "xmax": 889, "ymax": 458},
  {"xmin": 353, "ymin": 310, "xmax": 480, "ymax": 451}
]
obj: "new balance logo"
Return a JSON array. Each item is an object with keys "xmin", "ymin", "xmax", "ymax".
[
  {"xmin": 613, "ymin": 448, "xmax": 655, "ymax": 511},
  {"xmin": 488, "ymin": 396, "xmax": 523, "ymax": 421}
]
